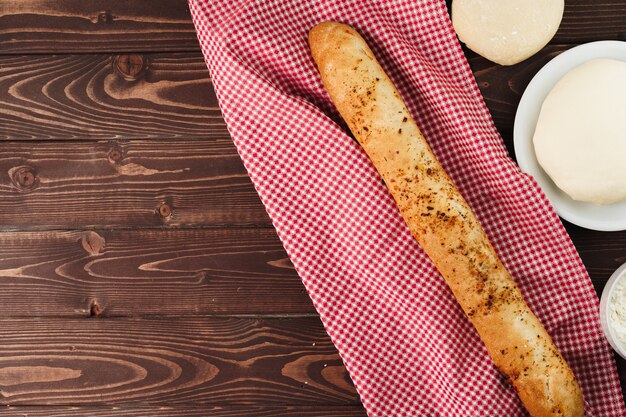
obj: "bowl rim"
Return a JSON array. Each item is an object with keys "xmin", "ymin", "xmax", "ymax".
[
  {"xmin": 513, "ymin": 40, "xmax": 626, "ymax": 232},
  {"xmin": 599, "ymin": 262, "xmax": 626, "ymax": 358}
]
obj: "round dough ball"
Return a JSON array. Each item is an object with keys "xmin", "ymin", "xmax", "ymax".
[
  {"xmin": 533, "ymin": 59, "xmax": 626, "ymax": 205},
  {"xmin": 452, "ymin": 0, "xmax": 564, "ymax": 66}
]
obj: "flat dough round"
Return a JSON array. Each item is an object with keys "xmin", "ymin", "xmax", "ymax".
[
  {"xmin": 533, "ymin": 59, "xmax": 626, "ymax": 205},
  {"xmin": 452, "ymin": 0, "xmax": 564, "ymax": 66}
]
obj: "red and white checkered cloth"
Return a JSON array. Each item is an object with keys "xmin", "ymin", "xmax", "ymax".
[{"xmin": 188, "ymin": 0, "xmax": 626, "ymax": 415}]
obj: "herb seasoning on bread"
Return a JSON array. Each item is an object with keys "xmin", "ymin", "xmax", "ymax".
[{"xmin": 308, "ymin": 21, "xmax": 584, "ymax": 417}]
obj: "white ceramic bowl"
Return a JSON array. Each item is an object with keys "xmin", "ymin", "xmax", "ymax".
[
  {"xmin": 599, "ymin": 262, "xmax": 626, "ymax": 359},
  {"xmin": 513, "ymin": 41, "xmax": 626, "ymax": 231}
]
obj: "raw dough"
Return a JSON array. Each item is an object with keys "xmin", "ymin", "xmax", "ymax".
[
  {"xmin": 452, "ymin": 0, "xmax": 564, "ymax": 66},
  {"xmin": 533, "ymin": 59, "xmax": 626, "ymax": 205}
]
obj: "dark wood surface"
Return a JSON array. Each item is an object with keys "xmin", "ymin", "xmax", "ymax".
[
  {"xmin": 0, "ymin": 0, "xmax": 624, "ymax": 416},
  {"xmin": 0, "ymin": 141, "xmax": 268, "ymax": 228},
  {"xmin": 0, "ymin": 318, "xmax": 357, "ymax": 405},
  {"xmin": 0, "ymin": 406, "xmax": 367, "ymax": 416},
  {"xmin": 0, "ymin": 229, "xmax": 311, "ymax": 316},
  {"xmin": 0, "ymin": 0, "xmax": 201, "ymax": 53},
  {"xmin": 0, "ymin": 54, "xmax": 227, "ymax": 140}
]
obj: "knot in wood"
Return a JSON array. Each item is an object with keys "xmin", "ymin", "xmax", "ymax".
[
  {"xmin": 159, "ymin": 203, "xmax": 172, "ymax": 218},
  {"xmin": 81, "ymin": 231, "xmax": 106, "ymax": 256},
  {"xmin": 108, "ymin": 148, "xmax": 123, "ymax": 162},
  {"xmin": 89, "ymin": 301, "xmax": 102, "ymax": 317},
  {"xmin": 97, "ymin": 11, "xmax": 113, "ymax": 24},
  {"xmin": 10, "ymin": 166, "xmax": 38, "ymax": 190},
  {"xmin": 196, "ymin": 271, "xmax": 208, "ymax": 283},
  {"xmin": 114, "ymin": 54, "xmax": 146, "ymax": 80}
]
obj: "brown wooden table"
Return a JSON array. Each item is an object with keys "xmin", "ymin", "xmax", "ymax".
[{"xmin": 0, "ymin": 0, "xmax": 624, "ymax": 415}]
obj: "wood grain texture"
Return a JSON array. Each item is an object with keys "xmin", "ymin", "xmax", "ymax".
[
  {"xmin": 0, "ymin": 406, "xmax": 367, "ymax": 417},
  {"xmin": 3, "ymin": 0, "xmax": 625, "ymax": 54},
  {"xmin": 555, "ymin": 0, "xmax": 626, "ymax": 43},
  {"xmin": 0, "ymin": 141, "xmax": 269, "ymax": 228},
  {"xmin": 0, "ymin": 228, "xmax": 315, "ymax": 316},
  {"xmin": 564, "ymin": 224, "xmax": 626, "ymax": 294},
  {"xmin": 0, "ymin": 317, "xmax": 357, "ymax": 405},
  {"xmin": 617, "ymin": 356, "xmax": 626, "ymax": 401},
  {"xmin": 0, "ymin": 226, "xmax": 619, "ymax": 317},
  {"xmin": 0, "ymin": 0, "xmax": 200, "ymax": 53},
  {"xmin": 0, "ymin": 54, "xmax": 226, "ymax": 140},
  {"xmin": 0, "ymin": 45, "xmax": 587, "ymax": 145}
]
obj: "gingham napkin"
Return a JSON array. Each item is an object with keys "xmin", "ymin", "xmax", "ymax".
[{"xmin": 188, "ymin": 0, "xmax": 626, "ymax": 415}]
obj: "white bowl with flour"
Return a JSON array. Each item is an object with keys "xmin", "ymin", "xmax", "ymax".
[{"xmin": 600, "ymin": 262, "xmax": 626, "ymax": 359}]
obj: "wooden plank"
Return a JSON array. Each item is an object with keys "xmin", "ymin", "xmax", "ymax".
[
  {"xmin": 617, "ymin": 355, "xmax": 626, "ymax": 401},
  {"xmin": 0, "ymin": 316, "xmax": 619, "ymax": 409},
  {"xmin": 0, "ymin": 406, "xmax": 367, "ymax": 417},
  {"xmin": 0, "ymin": 0, "xmax": 200, "ymax": 54},
  {"xmin": 556, "ymin": 0, "xmax": 626, "ymax": 43},
  {"xmin": 0, "ymin": 47, "xmax": 612, "ymax": 145},
  {"xmin": 0, "ymin": 317, "xmax": 358, "ymax": 405},
  {"xmin": 564, "ymin": 223, "xmax": 626, "ymax": 294},
  {"xmin": 3, "ymin": 0, "xmax": 626, "ymax": 54},
  {"xmin": 0, "ymin": 226, "xmax": 619, "ymax": 317},
  {"xmin": 0, "ymin": 46, "xmax": 571, "ymax": 146},
  {"xmin": 0, "ymin": 229, "xmax": 315, "ymax": 316},
  {"xmin": 0, "ymin": 54, "xmax": 226, "ymax": 140},
  {"xmin": 0, "ymin": 141, "xmax": 270, "ymax": 228}
]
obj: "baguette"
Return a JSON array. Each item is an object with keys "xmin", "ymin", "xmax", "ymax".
[{"xmin": 308, "ymin": 21, "xmax": 584, "ymax": 417}]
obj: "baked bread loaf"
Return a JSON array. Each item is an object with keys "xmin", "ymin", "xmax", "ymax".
[{"xmin": 309, "ymin": 21, "xmax": 584, "ymax": 417}]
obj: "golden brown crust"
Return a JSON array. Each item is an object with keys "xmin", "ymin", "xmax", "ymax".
[{"xmin": 309, "ymin": 21, "xmax": 584, "ymax": 417}]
